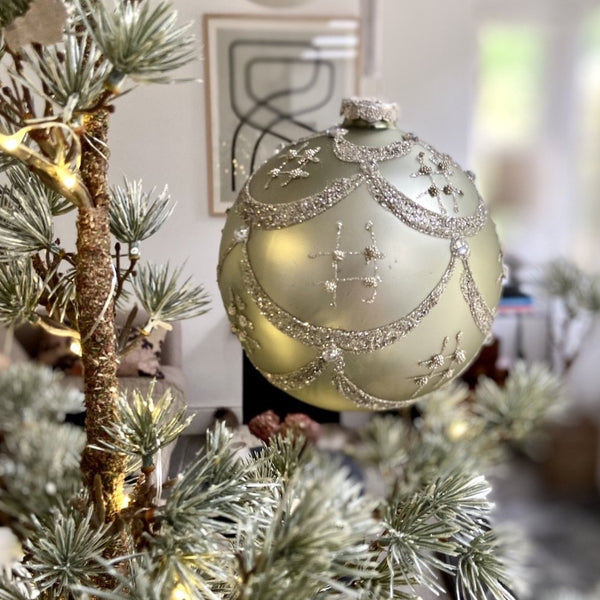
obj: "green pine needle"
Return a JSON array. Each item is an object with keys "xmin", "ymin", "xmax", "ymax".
[
  {"xmin": 475, "ymin": 361, "xmax": 564, "ymax": 441},
  {"xmin": 46, "ymin": 266, "xmax": 78, "ymax": 324},
  {"xmin": 0, "ymin": 577, "xmax": 33, "ymax": 600},
  {"xmin": 0, "ymin": 177, "xmax": 55, "ymax": 254},
  {"xmin": 6, "ymin": 164, "xmax": 74, "ymax": 217},
  {"xmin": 17, "ymin": 29, "xmax": 111, "ymax": 114},
  {"xmin": 0, "ymin": 257, "xmax": 43, "ymax": 326},
  {"xmin": 146, "ymin": 530, "xmax": 234, "ymax": 600},
  {"xmin": 455, "ymin": 531, "xmax": 516, "ymax": 600},
  {"xmin": 109, "ymin": 178, "xmax": 175, "ymax": 248},
  {"xmin": 97, "ymin": 381, "xmax": 192, "ymax": 468},
  {"xmin": 77, "ymin": 0, "xmax": 196, "ymax": 85},
  {"xmin": 24, "ymin": 509, "xmax": 111, "ymax": 597},
  {"xmin": 132, "ymin": 261, "xmax": 211, "ymax": 325}
]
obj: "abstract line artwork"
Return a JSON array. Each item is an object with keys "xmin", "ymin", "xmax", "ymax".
[{"xmin": 204, "ymin": 15, "xmax": 361, "ymax": 214}]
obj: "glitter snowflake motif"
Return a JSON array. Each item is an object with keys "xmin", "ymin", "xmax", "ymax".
[
  {"xmin": 410, "ymin": 332, "xmax": 466, "ymax": 394},
  {"xmin": 227, "ymin": 291, "xmax": 260, "ymax": 352},
  {"xmin": 309, "ymin": 221, "xmax": 385, "ymax": 307},
  {"xmin": 411, "ymin": 150, "xmax": 464, "ymax": 214},
  {"xmin": 264, "ymin": 142, "xmax": 321, "ymax": 188}
]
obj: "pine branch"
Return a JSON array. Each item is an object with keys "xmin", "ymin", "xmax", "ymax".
[
  {"xmin": 23, "ymin": 509, "xmax": 112, "ymax": 598},
  {"xmin": 0, "ymin": 577, "xmax": 33, "ymax": 600},
  {"xmin": 96, "ymin": 380, "xmax": 192, "ymax": 470},
  {"xmin": 536, "ymin": 259, "xmax": 600, "ymax": 374},
  {"xmin": 132, "ymin": 261, "xmax": 211, "ymax": 329},
  {"xmin": 0, "ymin": 174, "xmax": 55, "ymax": 254},
  {"xmin": 161, "ymin": 423, "xmax": 271, "ymax": 536},
  {"xmin": 109, "ymin": 178, "xmax": 175, "ymax": 254},
  {"xmin": 235, "ymin": 445, "xmax": 379, "ymax": 600},
  {"xmin": 0, "ymin": 257, "xmax": 43, "ymax": 326},
  {"xmin": 475, "ymin": 361, "xmax": 564, "ymax": 442},
  {"xmin": 0, "ymin": 420, "xmax": 85, "ymax": 526},
  {"xmin": 6, "ymin": 163, "xmax": 74, "ymax": 216},
  {"xmin": 77, "ymin": 0, "xmax": 196, "ymax": 88},
  {"xmin": 75, "ymin": 554, "xmax": 189, "ymax": 599},
  {"xmin": 17, "ymin": 29, "xmax": 112, "ymax": 115},
  {"xmin": 455, "ymin": 531, "xmax": 516, "ymax": 600},
  {"xmin": 0, "ymin": 362, "xmax": 83, "ymax": 428}
]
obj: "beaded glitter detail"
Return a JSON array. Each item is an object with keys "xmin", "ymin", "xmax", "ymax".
[
  {"xmin": 333, "ymin": 134, "xmax": 412, "ymax": 163},
  {"xmin": 363, "ymin": 165, "xmax": 487, "ymax": 239},
  {"xmin": 308, "ymin": 220, "xmax": 384, "ymax": 307},
  {"xmin": 460, "ymin": 260, "xmax": 496, "ymax": 336},
  {"xmin": 222, "ymin": 127, "xmax": 499, "ymax": 409},
  {"xmin": 227, "ymin": 290, "xmax": 260, "ymax": 353},
  {"xmin": 410, "ymin": 332, "xmax": 466, "ymax": 395},
  {"xmin": 412, "ymin": 150, "xmax": 464, "ymax": 214},
  {"xmin": 264, "ymin": 142, "xmax": 321, "ymax": 188}
]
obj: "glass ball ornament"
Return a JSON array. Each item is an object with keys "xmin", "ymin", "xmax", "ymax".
[{"xmin": 217, "ymin": 97, "xmax": 504, "ymax": 412}]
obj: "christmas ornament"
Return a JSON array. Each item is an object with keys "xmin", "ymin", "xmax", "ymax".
[{"xmin": 217, "ymin": 97, "xmax": 504, "ymax": 411}]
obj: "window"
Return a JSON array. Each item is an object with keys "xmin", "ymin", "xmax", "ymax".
[{"xmin": 573, "ymin": 6, "xmax": 600, "ymax": 268}]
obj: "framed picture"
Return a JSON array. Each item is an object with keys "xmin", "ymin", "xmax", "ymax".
[{"xmin": 203, "ymin": 14, "xmax": 361, "ymax": 215}]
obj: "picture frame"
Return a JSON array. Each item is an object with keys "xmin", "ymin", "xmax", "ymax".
[{"xmin": 203, "ymin": 14, "xmax": 361, "ymax": 215}]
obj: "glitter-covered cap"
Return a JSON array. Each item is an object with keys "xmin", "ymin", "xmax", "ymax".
[{"xmin": 340, "ymin": 97, "xmax": 398, "ymax": 125}]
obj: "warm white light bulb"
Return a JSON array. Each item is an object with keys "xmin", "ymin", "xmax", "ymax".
[
  {"xmin": 447, "ymin": 420, "xmax": 469, "ymax": 441},
  {"xmin": 171, "ymin": 585, "xmax": 189, "ymax": 600},
  {"xmin": 1, "ymin": 137, "xmax": 19, "ymax": 151},
  {"xmin": 69, "ymin": 339, "xmax": 82, "ymax": 357},
  {"xmin": 0, "ymin": 128, "xmax": 26, "ymax": 152},
  {"xmin": 61, "ymin": 171, "xmax": 77, "ymax": 189},
  {"xmin": 121, "ymin": 494, "xmax": 131, "ymax": 510}
]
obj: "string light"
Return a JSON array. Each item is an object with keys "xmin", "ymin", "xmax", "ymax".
[
  {"xmin": 36, "ymin": 316, "xmax": 80, "ymax": 342},
  {"xmin": 69, "ymin": 338, "xmax": 82, "ymax": 357},
  {"xmin": 447, "ymin": 419, "xmax": 469, "ymax": 441},
  {"xmin": 0, "ymin": 123, "xmax": 92, "ymax": 208},
  {"xmin": 58, "ymin": 169, "xmax": 77, "ymax": 190},
  {"xmin": 171, "ymin": 584, "xmax": 190, "ymax": 599},
  {"xmin": 1, "ymin": 137, "xmax": 19, "ymax": 151},
  {"xmin": 0, "ymin": 129, "xmax": 26, "ymax": 152}
]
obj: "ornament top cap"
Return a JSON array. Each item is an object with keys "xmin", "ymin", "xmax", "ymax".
[{"xmin": 340, "ymin": 97, "xmax": 398, "ymax": 126}]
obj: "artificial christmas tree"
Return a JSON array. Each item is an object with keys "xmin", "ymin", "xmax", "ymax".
[{"xmin": 0, "ymin": 1, "xmax": 565, "ymax": 599}]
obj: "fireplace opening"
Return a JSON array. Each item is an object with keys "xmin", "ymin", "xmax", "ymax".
[{"xmin": 242, "ymin": 354, "xmax": 340, "ymax": 424}]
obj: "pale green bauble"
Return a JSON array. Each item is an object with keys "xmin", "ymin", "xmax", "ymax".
[{"xmin": 217, "ymin": 98, "xmax": 504, "ymax": 412}]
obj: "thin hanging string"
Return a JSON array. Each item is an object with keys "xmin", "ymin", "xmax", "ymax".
[{"xmin": 80, "ymin": 264, "xmax": 118, "ymax": 344}]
